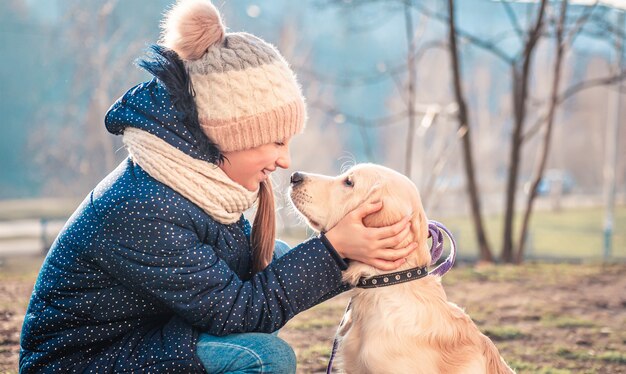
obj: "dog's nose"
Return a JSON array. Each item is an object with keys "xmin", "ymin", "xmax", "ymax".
[{"xmin": 290, "ymin": 172, "xmax": 305, "ymax": 186}]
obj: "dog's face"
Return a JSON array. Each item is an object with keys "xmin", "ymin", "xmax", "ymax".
[
  {"xmin": 289, "ymin": 164, "xmax": 382, "ymax": 233},
  {"xmin": 289, "ymin": 163, "xmax": 431, "ymax": 272}
]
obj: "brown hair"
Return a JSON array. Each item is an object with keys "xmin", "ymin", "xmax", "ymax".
[{"xmin": 250, "ymin": 179, "xmax": 276, "ymax": 273}]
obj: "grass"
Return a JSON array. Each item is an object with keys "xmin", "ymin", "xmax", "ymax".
[
  {"xmin": 2, "ymin": 199, "xmax": 625, "ymax": 261},
  {"xmin": 435, "ymin": 205, "xmax": 626, "ymax": 260},
  {"xmin": 442, "ymin": 262, "xmax": 603, "ymax": 286},
  {"xmin": 508, "ymin": 358, "xmax": 596, "ymax": 374},
  {"xmin": 280, "ymin": 205, "xmax": 626, "ymax": 260},
  {"xmin": 597, "ymin": 351, "xmax": 626, "ymax": 364},
  {"xmin": 287, "ymin": 317, "xmax": 337, "ymax": 331},
  {"xmin": 482, "ymin": 326, "xmax": 525, "ymax": 341},
  {"xmin": 298, "ymin": 343, "xmax": 332, "ymax": 362},
  {"xmin": 555, "ymin": 347, "xmax": 626, "ymax": 366},
  {"xmin": 507, "ymin": 360, "xmax": 586, "ymax": 374},
  {"xmin": 0, "ymin": 257, "xmax": 42, "ymax": 282},
  {"xmin": 4, "ymin": 261, "xmax": 626, "ymax": 373},
  {"xmin": 556, "ymin": 347, "xmax": 593, "ymax": 361},
  {"xmin": 542, "ymin": 315, "xmax": 598, "ymax": 329}
]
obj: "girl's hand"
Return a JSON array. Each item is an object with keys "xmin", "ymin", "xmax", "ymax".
[{"xmin": 324, "ymin": 201, "xmax": 416, "ymax": 271}]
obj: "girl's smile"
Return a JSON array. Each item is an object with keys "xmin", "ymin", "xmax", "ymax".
[{"xmin": 219, "ymin": 141, "xmax": 291, "ymax": 191}]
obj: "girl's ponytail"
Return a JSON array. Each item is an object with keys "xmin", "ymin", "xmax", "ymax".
[{"xmin": 251, "ymin": 179, "xmax": 276, "ymax": 273}]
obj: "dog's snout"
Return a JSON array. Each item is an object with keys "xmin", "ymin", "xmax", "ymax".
[{"xmin": 290, "ymin": 172, "xmax": 305, "ymax": 186}]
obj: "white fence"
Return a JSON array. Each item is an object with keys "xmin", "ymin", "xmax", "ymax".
[{"xmin": 0, "ymin": 219, "xmax": 66, "ymax": 256}]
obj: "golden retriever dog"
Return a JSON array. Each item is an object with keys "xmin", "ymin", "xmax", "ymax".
[{"xmin": 289, "ymin": 163, "xmax": 514, "ymax": 374}]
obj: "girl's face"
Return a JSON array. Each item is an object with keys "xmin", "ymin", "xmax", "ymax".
[{"xmin": 219, "ymin": 140, "xmax": 292, "ymax": 191}]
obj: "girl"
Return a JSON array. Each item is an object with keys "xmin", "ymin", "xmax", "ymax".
[{"xmin": 19, "ymin": 1, "xmax": 415, "ymax": 372}]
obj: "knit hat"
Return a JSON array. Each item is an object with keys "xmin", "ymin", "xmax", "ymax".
[{"xmin": 160, "ymin": 0, "xmax": 307, "ymax": 152}]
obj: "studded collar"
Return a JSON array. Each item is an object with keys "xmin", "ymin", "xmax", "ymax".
[{"xmin": 356, "ymin": 266, "xmax": 429, "ymax": 289}]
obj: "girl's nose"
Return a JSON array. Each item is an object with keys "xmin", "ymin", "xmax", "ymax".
[{"xmin": 276, "ymin": 145, "xmax": 291, "ymax": 169}]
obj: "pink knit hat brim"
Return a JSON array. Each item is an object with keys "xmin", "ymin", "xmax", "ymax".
[{"xmin": 199, "ymin": 100, "xmax": 306, "ymax": 152}]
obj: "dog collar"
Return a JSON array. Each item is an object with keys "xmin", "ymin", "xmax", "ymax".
[{"xmin": 356, "ymin": 266, "xmax": 428, "ymax": 289}]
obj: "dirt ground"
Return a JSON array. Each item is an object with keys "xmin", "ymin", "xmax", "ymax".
[{"xmin": 1, "ymin": 256, "xmax": 625, "ymax": 374}]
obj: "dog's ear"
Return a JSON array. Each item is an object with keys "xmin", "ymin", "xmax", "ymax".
[
  {"xmin": 365, "ymin": 183, "xmax": 383, "ymax": 204},
  {"xmin": 410, "ymin": 206, "xmax": 432, "ymax": 266},
  {"xmin": 362, "ymin": 183, "xmax": 404, "ymax": 228},
  {"xmin": 360, "ymin": 184, "xmax": 386, "ymax": 226}
]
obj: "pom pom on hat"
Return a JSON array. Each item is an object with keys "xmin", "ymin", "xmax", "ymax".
[{"xmin": 161, "ymin": 0, "xmax": 225, "ymax": 60}]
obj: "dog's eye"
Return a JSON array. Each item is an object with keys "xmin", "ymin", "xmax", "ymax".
[{"xmin": 344, "ymin": 178, "xmax": 354, "ymax": 187}]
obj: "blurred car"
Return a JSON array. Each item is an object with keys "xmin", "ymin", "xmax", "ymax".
[{"xmin": 532, "ymin": 169, "xmax": 575, "ymax": 196}]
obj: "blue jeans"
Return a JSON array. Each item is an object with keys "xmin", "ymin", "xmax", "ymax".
[{"xmin": 196, "ymin": 240, "xmax": 296, "ymax": 373}]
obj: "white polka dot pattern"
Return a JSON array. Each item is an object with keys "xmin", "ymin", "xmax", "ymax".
[{"xmin": 19, "ymin": 79, "xmax": 349, "ymax": 373}]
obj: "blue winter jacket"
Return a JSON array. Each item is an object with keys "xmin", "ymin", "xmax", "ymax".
[{"xmin": 19, "ymin": 78, "xmax": 348, "ymax": 373}]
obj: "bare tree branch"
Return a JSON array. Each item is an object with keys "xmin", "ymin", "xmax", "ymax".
[
  {"xmin": 516, "ymin": 0, "xmax": 568, "ymax": 263},
  {"xmin": 404, "ymin": 0, "xmax": 417, "ymax": 177},
  {"xmin": 501, "ymin": 0, "xmax": 548, "ymax": 263},
  {"xmin": 447, "ymin": 0, "xmax": 494, "ymax": 263},
  {"xmin": 295, "ymin": 40, "xmax": 447, "ymax": 88},
  {"xmin": 501, "ymin": 1, "xmax": 525, "ymax": 42},
  {"xmin": 563, "ymin": 0, "xmax": 598, "ymax": 47},
  {"xmin": 597, "ymin": 11, "xmax": 626, "ymax": 39},
  {"xmin": 559, "ymin": 70, "xmax": 626, "ymax": 104},
  {"xmin": 356, "ymin": 125, "xmax": 376, "ymax": 162},
  {"xmin": 484, "ymin": 29, "xmax": 524, "ymax": 47},
  {"xmin": 420, "ymin": 117, "xmax": 456, "ymax": 210},
  {"xmin": 522, "ymin": 70, "xmax": 626, "ymax": 142},
  {"xmin": 309, "ymin": 101, "xmax": 410, "ymax": 128},
  {"xmin": 410, "ymin": 2, "xmax": 515, "ymax": 64}
]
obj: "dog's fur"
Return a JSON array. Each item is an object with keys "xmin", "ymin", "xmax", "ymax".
[{"xmin": 289, "ymin": 163, "xmax": 514, "ymax": 374}]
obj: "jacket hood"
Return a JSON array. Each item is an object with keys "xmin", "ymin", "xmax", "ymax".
[{"xmin": 105, "ymin": 45, "xmax": 222, "ymax": 163}]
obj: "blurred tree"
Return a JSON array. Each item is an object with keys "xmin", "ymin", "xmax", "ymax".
[
  {"xmin": 27, "ymin": 1, "xmax": 150, "ymax": 196},
  {"xmin": 517, "ymin": 0, "xmax": 571, "ymax": 263},
  {"xmin": 421, "ymin": 0, "xmax": 625, "ymax": 263},
  {"xmin": 446, "ymin": 0, "xmax": 494, "ymax": 262},
  {"xmin": 0, "ymin": 0, "xmax": 45, "ymax": 198},
  {"xmin": 501, "ymin": 0, "xmax": 549, "ymax": 263},
  {"xmin": 3, "ymin": 0, "xmax": 623, "ymax": 259},
  {"xmin": 313, "ymin": 0, "xmax": 496, "ymax": 262},
  {"xmin": 310, "ymin": 0, "xmax": 625, "ymax": 263}
]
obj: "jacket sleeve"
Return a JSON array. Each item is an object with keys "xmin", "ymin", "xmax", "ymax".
[{"xmin": 93, "ymin": 198, "xmax": 347, "ymax": 336}]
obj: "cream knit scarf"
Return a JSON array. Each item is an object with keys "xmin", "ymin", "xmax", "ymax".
[{"xmin": 122, "ymin": 127, "xmax": 258, "ymax": 224}]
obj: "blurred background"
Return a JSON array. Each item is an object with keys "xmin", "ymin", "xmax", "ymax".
[
  {"xmin": 2, "ymin": 1, "xmax": 626, "ymax": 372},
  {"xmin": 1, "ymin": 0, "xmax": 624, "ymax": 262}
]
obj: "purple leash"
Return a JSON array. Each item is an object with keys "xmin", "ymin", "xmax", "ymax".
[
  {"xmin": 326, "ymin": 299, "xmax": 352, "ymax": 374},
  {"xmin": 428, "ymin": 220, "xmax": 457, "ymax": 277},
  {"xmin": 326, "ymin": 220, "xmax": 457, "ymax": 373}
]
